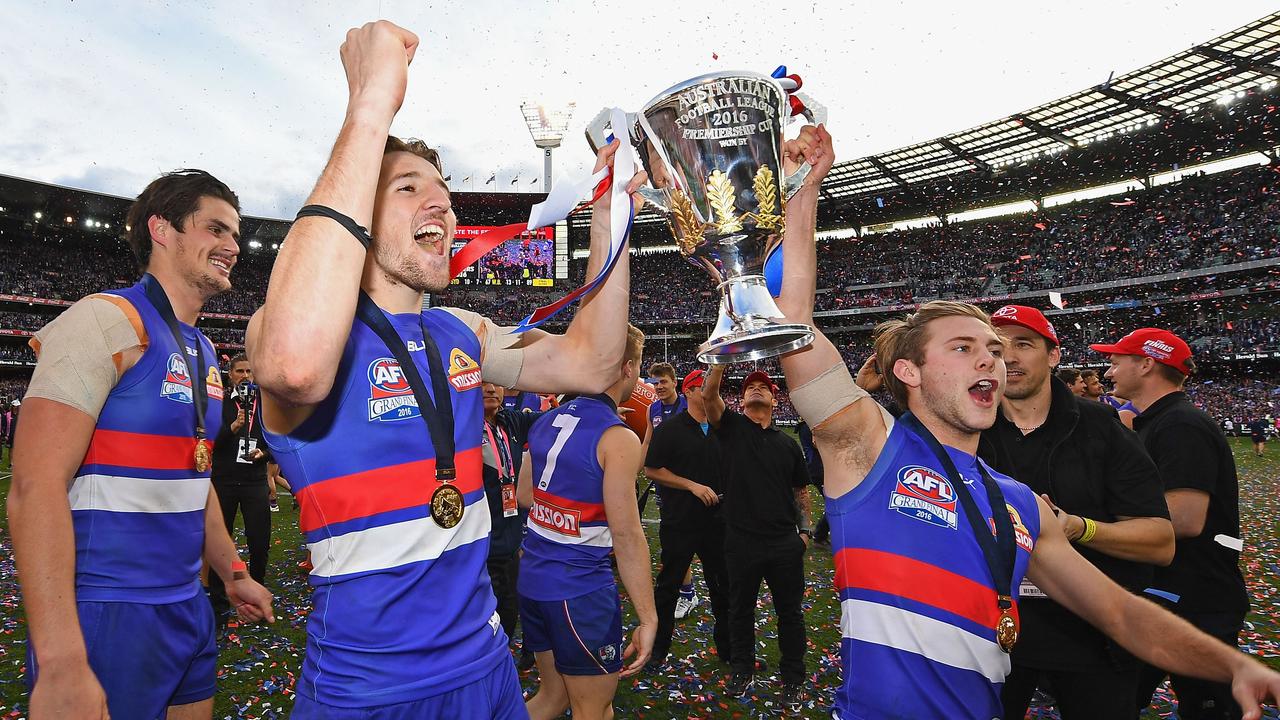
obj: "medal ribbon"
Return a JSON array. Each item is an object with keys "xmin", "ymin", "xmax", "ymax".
[
  {"xmin": 447, "ymin": 108, "xmax": 636, "ymax": 332},
  {"xmin": 354, "ymin": 291, "xmax": 457, "ymax": 481},
  {"xmin": 899, "ymin": 412, "xmax": 1018, "ymax": 629},
  {"xmin": 484, "ymin": 420, "xmax": 513, "ymax": 480},
  {"xmin": 141, "ymin": 274, "xmax": 210, "ymax": 449}
]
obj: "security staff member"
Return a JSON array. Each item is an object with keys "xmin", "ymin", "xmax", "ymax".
[
  {"xmin": 1094, "ymin": 328, "xmax": 1250, "ymax": 720},
  {"xmin": 979, "ymin": 306, "xmax": 1174, "ymax": 720},
  {"xmin": 208, "ymin": 354, "xmax": 274, "ymax": 626},
  {"xmin": 643, "ymin": 369, "xmax": 731, "ymax": 670},
  {"xmin": 703, "ymin": 365, "xmax": 811, "ymax": 708}
]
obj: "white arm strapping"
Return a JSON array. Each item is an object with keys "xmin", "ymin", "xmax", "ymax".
[
  {"xmin": 25, "ymin": 296, "xmax": 145, "ymax": 419},
  {"xmin": 438, "ymin": 306, "xmax": 524, "ymax": 389},
  {"xmin": 790, "ymin": 361, "xmax": 894, "ymax": 436}
]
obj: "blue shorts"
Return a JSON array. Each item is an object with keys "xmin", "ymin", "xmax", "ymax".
[
  {"xmin": 520, "ymin": 584, "xmax": 623, "ymax": 676},
  {"xmin": 290, "ymin": 653, "xmax": 527, "ymax": 719},
  {"xmin": 28, "ymin": 594, "xmax": 217, "ymax": 719}
]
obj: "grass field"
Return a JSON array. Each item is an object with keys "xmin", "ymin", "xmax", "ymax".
[{"xmin": 1, "ymin": 438, "xmax": 1278, "ymax": 719}]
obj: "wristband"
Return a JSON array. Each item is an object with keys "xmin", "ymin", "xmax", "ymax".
[
  {"xmin": 1076, "ymin": 517, "xmax": 1098, "ymax": 545},
  {"xmin": 231, "ymin": 559, "xmax": 249, "ymax": 580},
  {"xmin": 295, "ymin": 205, "xmax": 373, "ymax": 249}
]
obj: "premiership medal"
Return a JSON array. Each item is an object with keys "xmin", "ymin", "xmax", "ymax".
[
  {"xmin": 194, "ymin": 438, "xmax": 212, "ymax": 473},
  {"xmin": 996, "ymin": 601, "xmax": 1019, "ymax": 653},
  {"xmin": 430, "ymin": 484, "xmax": 464, "ymax": 528}
]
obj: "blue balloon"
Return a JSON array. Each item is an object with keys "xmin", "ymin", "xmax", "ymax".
[{"xmin": 764, "ymin": 246, "xmax": 783, "ymax": 298}]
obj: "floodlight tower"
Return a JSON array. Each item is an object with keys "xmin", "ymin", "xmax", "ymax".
[{"xmin": 520, "ymin": 100, "xmax": 576, "ymax": 191}]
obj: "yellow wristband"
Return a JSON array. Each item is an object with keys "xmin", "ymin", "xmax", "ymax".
[{"xmin": 1077, "ymin": 517, "xmax": 1098, "ymax": 544}]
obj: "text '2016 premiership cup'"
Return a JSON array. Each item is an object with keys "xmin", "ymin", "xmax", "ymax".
[{"xmin": 587, "ymin": 70, "xmax": 826, "ymax": 364}]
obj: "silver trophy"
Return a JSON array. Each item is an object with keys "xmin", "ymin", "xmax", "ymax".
[{"xmin": 587, "ymin": 70, "xmax": 826, "ymax": 364}]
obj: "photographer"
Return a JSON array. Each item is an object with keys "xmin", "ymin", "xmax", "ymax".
[{"xmin": 208, "ymin": 354, "xmax": 274, "ymax": 628}]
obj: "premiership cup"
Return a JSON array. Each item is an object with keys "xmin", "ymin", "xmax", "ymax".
[{"xmin": 587, "ymin": 70, "xmax": 826, "ymax": 364}]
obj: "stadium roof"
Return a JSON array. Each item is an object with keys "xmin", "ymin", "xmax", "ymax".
[{"xmin": 821, "ymin": 12, "xmax": 1280, "ymax": 202}]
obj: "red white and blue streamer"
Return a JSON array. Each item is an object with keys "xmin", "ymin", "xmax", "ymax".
[{"xmin": 448, "ymin": 107, "xmax": 635, "ymax": 332}]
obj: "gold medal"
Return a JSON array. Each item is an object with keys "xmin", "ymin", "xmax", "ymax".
[
  {"xmin": 194, "ymin": 438, "xmax": 212, "ymax": 473},
  {"xmin": 996, "ymin": 605, "xmax": 1019, "ymax": 653},
  {"xmin": 430, "ymin": 484, "xmax": 465, "ymax": 528}
]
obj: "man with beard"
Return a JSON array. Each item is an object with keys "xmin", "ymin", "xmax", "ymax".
[
  {"xmin": 248, "ymin": 21, "xmax": 644, "ymax": 718},
  {"xmin": 10, "ymin": 170, "xmax": 274, "ymax": 720},
  {"xmin": 1079, "ymin": 369, "xmax": 1105, "ymax": 401},
  {"xmin": 979, "ymin": 305, "xmax": 1174, "ymax": 719},
  {"xmin": 1094, "ymin": 329, "xmax": 1250, "ymax": 720},
  {"xmin": 702, "ymin": 366, "xmax": 811, "ymax": 707},
  {"xmin": 770, "ymin": 124, "xmax": 1280, "ymax": 720}
]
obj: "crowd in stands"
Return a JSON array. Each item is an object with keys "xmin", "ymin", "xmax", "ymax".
[
  {"xmin": 810, "ymin": 165, "xmax": 1280, "ymax": 309},
  {"xmin": 0, "ymin": 158, "xmax": 1278, "ymax": 427},
  {"xmin": 1185, "ymin": 376, "xmax": 1279, "ymax": 428}
]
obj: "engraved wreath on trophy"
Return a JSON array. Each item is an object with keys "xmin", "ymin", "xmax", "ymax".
[{"xmin": 588, "ymin": 70, "xmax": 826, "ymax": 364}]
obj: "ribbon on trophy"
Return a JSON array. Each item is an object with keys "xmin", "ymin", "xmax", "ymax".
[
  {"xmin": 448, "ymin": 107, "xmax": 637, "ymax": 332},
  {"xmin": 763, "ymin": 65, "xmax": 807, "ymax": 299}
]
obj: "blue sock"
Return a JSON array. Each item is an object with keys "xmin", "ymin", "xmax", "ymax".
[{"xmin": 679, "ymin": 583, "xmax": 693, "ymax": 599}]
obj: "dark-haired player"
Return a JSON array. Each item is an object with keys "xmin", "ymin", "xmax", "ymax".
[
  {"xmin": 10, "ymin": 170, "xmax": 274, "ymax": 720},
  {"xmin": 248, "ymin": 21, "xmax": 644, "ymax": 719}
]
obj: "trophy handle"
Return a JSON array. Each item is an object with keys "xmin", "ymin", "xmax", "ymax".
[
  {"xmin": 638, "ymin": 187, "xmax": 668, "ymax": 212},
  {"xmin": 584, "ymin": 107, "xmax": 615, "ymax": 155},
  {"xmin": 586, "ymin": 108, "xmax": 669, "ymax": 211},
  {"xmin": 783, "ymin": 92, "xmax": 829, "ymax": 198}
]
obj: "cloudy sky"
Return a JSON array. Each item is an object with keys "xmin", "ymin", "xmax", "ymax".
[{"xmin": 1, "ymin": 1, "xmax": 1275, "ymax": 218}]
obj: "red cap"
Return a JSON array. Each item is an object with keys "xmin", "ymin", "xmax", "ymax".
[
  {"xmin": 681, "ymin": 369, "xmax": 706, "ymax": 392},
  {"xmin": 743, "ymin": 370, "xmax": 778, "ymax": 394},
  {"xmin": 990, "ymin": 305, "xmax": 1059, "ymax": 346},
  {"xmin": 1089, "ymin": 328, "xmax": 1193, "ymax": 375}
]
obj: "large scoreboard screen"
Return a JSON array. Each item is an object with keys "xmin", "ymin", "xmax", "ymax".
[{"xmin": 449, "ymin": 222, "xmax": 568, "ymax": 287}]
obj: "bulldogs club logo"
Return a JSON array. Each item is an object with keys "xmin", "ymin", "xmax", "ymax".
[
  {"xmin": 598, "ymin": 643, "xmax": 620, "ymax": 664},
  {"xmin": 161, "ymin": 352, "xmax": 194, "ymax": 403},
  {"xmin": 205, "ymin": 365, "xmax": 225, "ymax": 401},
  {"xmin": 367, "ymin": 357, "xmax": 420, "ymax": 422},
  {"xmin": 989, "ymin": 503, "xmax": 1035, "ymax": 553},
  {"xmin": 889, "ymin": 465, "xmax": 958, "ymax": 529},
  {"xmin": 447, "ymin": 348, "xmax": 482, "ymax": 392}
]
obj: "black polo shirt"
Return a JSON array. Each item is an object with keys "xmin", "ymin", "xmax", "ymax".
[
  {"xmin": 1135, "ymin": 391, "xmax": 1248, "ymax": 617},
  {"xmin": 645, "ymin": 410, "xmax": 722, "ymax": 528},
  {"xmin": 980, "ymin": 376, "xmax": 1169, "ymax": 671},
  {"xmin": 713, "ymin": 409, "xmax": 808, "ymax": 539}
]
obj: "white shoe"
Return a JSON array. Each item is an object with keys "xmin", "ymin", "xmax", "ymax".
[
  {"xmin": 674, "ymin": 593, "xmax": 700, "ymax": 619},
  {"xmin": 269, "ymin": 501, "xmax": 280, "ymax": 513}
]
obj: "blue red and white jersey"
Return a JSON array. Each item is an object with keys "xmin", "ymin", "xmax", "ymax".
[
  {"xmin": 519, "ymin": 394, "xmax": 623, "ymax": 602},
  {"xmin": 503, "ymin": 391, "xmax": 545, "ymax": 414},
  {"xmin": 262, "ymin": 307, "xmax": 505, "ymax": 708},
  {"xmin": 62, "ymin": 281, "xmax": 223, "ymax": 604},
  {"xmin": 647, "ymin": 395, "xmax": 686, "ymax": 433},
  {"xmin": 827, "ymin": 420, "xmax": 1041, "ymax": 719}
]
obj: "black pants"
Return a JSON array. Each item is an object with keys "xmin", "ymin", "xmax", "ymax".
[
  {"xmin": 1136, "ymin": 612, "xmax": 1244, "ymax": 720},
  {"xmin": 487, "ymin": 552, "xmax": 520, "ymax": 641},
  {"xmin": 724, "ymin": 531, "xmax": 806, "ymax": 684},
  {"xmin": 1002, "ymin": 662, "xmax": 1138, "ymax": 720},
  {"xmin": 208, "ymin": 480, "xmax": 271, "ymax": 618},
  {"xmin": 652, "ymin": 518, "xmax": 731, "ymax": 664}
]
